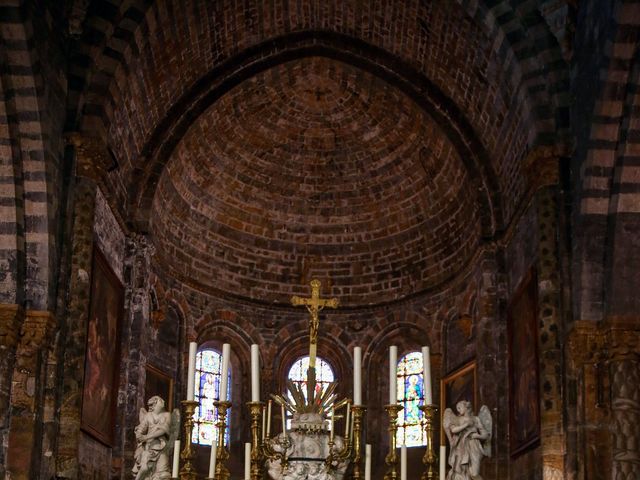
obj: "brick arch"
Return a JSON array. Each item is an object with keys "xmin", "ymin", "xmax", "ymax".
[
  {"xmin": 573, "ymin": 2, "xmax": 640, "ymax": 322},
  {"xmin": 70, "ymin": 0, "xmax": 569, "ymax": 231},
  {"xmin": 64, "ymin": 0, "xmax": 152, "ymax": 132},
  {"xmin": 0, "ymin": 8, "xmax": 55, "ymax": 310},
  {"xmin": 0, "ymin": 53, "xmax": 26, "ymax": 307},
  {"xmin": 364, "ymin": 321, "xmax": 434, "ymax": 368},
  {"xmin": 195, "ymin": 312, "xmax": 263, "ymax": 350},
  {"xmin": 74, "ymin": 0, "xmax": 567, "ymax": 154},
  {"xmin": 603, "ymin": 44, "xmax": 640, "ymax": 319}
]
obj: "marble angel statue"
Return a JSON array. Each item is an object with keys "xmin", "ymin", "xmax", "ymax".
[
  {"xmin": 132, "ymin": 396, "xmax": 180, "ymax": 480},
  {"xmin": 443, "ymin": 400, "xmax": 492, "ymax": 480}
]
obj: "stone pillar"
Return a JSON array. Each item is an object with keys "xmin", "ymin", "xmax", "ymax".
[
  {"xmin": 525, "ymin": 148, "xmax": 567, "ymax": 479},
  {"xmin": 0, "ymin": 303, "xmax": 24, "ymax": 477},
  {"xmin": 112, "ymin": 234, "xmax": 154, "ymax": 478},
  {"xmin": 55, "ymin": 133, "xmax": 105, "ymax": 478},
  {"xmin": 567, "ymin": 320, "xmax": 640, "ymax": 480},
  {"xmin": 474, "ymin": 247, "xmax": 506, "ymax": 480},
  {"xmin": 6, "ymin": 310, "xmax": 57, "ymax": 480}
]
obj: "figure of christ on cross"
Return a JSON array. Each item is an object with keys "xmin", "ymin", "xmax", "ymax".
[{"xmin": 290, "ymin": 279, "xmax": 339, "ymax": 370}]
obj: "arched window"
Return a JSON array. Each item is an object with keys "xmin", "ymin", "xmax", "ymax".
[
  {"xmin": 192, "ymin": 348, "xmax": 231, "ymax": 445},
  {"xmin": 396, "ymin": 351, "xmax": 426, "ymax": 447},
  {"xmin": 286, "ymin": 356, "xmax": 335, "ymax": 427}
]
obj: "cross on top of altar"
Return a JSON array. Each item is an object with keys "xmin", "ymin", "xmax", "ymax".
[{"xmin": 290, "ymin": 279, "xmax": 339, "ymax": 369}]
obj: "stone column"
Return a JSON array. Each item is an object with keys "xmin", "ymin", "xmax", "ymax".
[
  {"xmin": 0, "ymin": 303, "xmax": 24, "ymax": 477},
  {"xmin": 112, "ymin": 234, "xmax": 154, "ymax": 478},
  {"xmin": 567, "ymin": 320, "xmax": 640, "ymax": 480},
  {"xmin": 55, "ymin": 133, "xmax": 106, "ymax": 478},
  {"xmin": 525, "ymin": 148, "xmax": 567, "ymax": 480},
  {"xmin": 6, "ymin": 310, "xmax": 57, "ymax": 480}
]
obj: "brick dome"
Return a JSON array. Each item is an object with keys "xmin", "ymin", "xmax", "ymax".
[{"xmin": 150, "ymin": 57, "xmax": 482, "ymax": 306}]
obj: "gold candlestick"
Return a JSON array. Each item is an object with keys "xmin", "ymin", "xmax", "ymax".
[
  {"xmin": 419, "ymin": 404, "xmax": 439, "ymax": 480},
  {"xmin": 351, "ymin": 405, "xmax": 366, "ymax": 480},
  {"xmin": 247, "ymin": 401, "xmax": 264, "ymax": 480},
  {"xmin": 179, "ymin": 400, "xmax": 199, "ymax": 480},
  {"xmin": 213, "ymin": 400, "xmax": 232, "ymax": 480},
  {"xmin": 383, "ymin": 404, "xmax": 403, "ymax": 480}
]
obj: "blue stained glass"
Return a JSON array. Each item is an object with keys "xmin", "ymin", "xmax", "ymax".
[
  {"xmin": 193, "ymin": 349, "xmax": 231, "ymax": 446},
  {"xmin": 396, "ymin": 351, "xmax": 427, "ymax": 447}
]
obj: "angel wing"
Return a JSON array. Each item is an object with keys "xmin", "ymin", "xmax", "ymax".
[
  {"xmin": 478, "ymin": 405, "xmax": 492, "ymax": 457},
  {"xmin": 442, "ymin": 408, "xmax": 456, "ymax": 446}
]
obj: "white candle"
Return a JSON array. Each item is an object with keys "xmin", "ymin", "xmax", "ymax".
[
  {"xmin": 251, "ymin": 344, "xmax": 260, "ymax": 402},
  {"xmin": 330, "ymin": 406, "xmax": 335, "ymax": 441},
  {"xmin": 219, "ymin": 343, "xmax": 230, "ymax": 401},
  {"xmin": 266, "ymin": 400, "xmax": 272, "ymax": 437},
  {"xmin": 262, "ymin": 405, "xmax": 266, "ymax": 440},
  {"xmin": 389, "ymin": 346, "xmax": 397, "ymax": 404},
  {"xmin": 353, "ymin": 346, "xmax": 362, "ymax": 405},
  {"xmin": 422, "ymin": 346, "xmax": 433, "ymax": 404},
  {"xmin": 281, "ymin": 404, "xmax": 286, "ymax": 434},
  {"xmin": 344, "ymin": 402, "xmax": 351, "ymax": 438},
  {"xmin": 172, "ymin": 440, "xmax": 180, "ymax": 477},
  {"xmin": 244, "ymin": 442, "xmax": 251, "ymax": 480},
  {"xmin": 365, "ymin": 444, "xmax": 372, "ymax": 480},
  {"xmin": 401, "ymin": 445, "xmax": 407, "ymax": 480},
  {"xmin": 187, "ymin": 342, "xmax": 197, "ymax": 401},
  {"xmin": 440, "ymin": 445, "xmax": 446, "ymax": 479},
  {"xmin": 208, "ymin": 437, "xmax": 218, "ymax": 478}
]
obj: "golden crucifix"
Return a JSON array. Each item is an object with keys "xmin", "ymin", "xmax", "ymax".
[{"xmin": 291, "ymin": 279, "xmax": 339, "ymax": 369}]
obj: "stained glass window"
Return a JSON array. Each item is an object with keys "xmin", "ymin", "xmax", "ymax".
[
  {"xmin": 286, "ymin": 356, "xmax": 334, "ymax": 428},
  {"xmin": 396, "ymin": 351, "xmax": 426, "ymax": 447},
  {"xmin": 192, "ymin": 349, "xmax": 231, "ymax": 446}
]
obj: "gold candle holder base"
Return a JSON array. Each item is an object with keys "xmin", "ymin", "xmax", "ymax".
[
  {"xmin": 247, "ymin": 401, "xmax": 265, "ymax": 480},
  {"xmin": 213, "ymin": 400, "xmax": 232, "ymax": 480},
  {"xmin": 179, "ymin": 400, "xmax": 199, "ymax": 480},
  {"xmin": 419, "ymin": 404, "xmax": 439, "ymax": 480},
  {"xmin": 383, "ymin": 403, "xmax": 403, "ymax": 480},
  {"xmin": 351, "ymin": 405, "xmax": 367, "ymax": 480}
]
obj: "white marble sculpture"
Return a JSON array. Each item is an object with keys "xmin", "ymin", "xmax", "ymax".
[
  {"xmin": 132, "ymin": 396, "xmax": 180, "ymax": 480},
  {"xmin": 443, "ymin": 400, "xmax": 492, "ymax": 480},
  {"xmin": 266, "ymin": 412, "xmax": 348, "ymax": 480}
]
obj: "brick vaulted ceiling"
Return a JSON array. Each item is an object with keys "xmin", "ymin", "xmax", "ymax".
[
  {"xmin": 67, "ymin": 0, "xmax": 570, "ymax": 308},
  {"xmin": 150, "ymin": 57, "xmax": 482, "ymax": 306}
]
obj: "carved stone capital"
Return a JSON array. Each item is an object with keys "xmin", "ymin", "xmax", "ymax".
[
  {"xmin": 523, "ymin": 144, "xmax": 570, "ymax": 190},
  {"xmin": 567, "ymin": 319, "xmax": 640, "ymax": 367},
  {"xmin": 65, "ymin": 132, "xmax": 111, "ymax": 180},
  {"xmin": 19, "ymin": 310, "xmax": 57, "ymax": 354},
  {"xmin": 0, "ymin": 303, "xmax": 25, "ymax": 349}
]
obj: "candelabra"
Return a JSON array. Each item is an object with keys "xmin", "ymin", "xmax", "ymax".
[
  {"xmin": 247, "ymin": 401, "xmax": 265, "ymax": 480},
  {"xmin": 383, "ymin": 404, "xmax": 403, "ymax": 480},
  {"xmin": 325, "ymin": 413, "xmax": 353, "ymax": 471},
  {"xmin": 178, "ymin": 400, "xmax": 199, "ymax": 480},
  {"xmin": 213, "ymin": 400, "xmax": 232, "ymax": 480},
  {"xmin": 419, "ymin": 404, "xmax": 439, "ymax": 480},
  {"xmin": 261, "ymin": 426, "xmax": 292, "ymax": 473},
  {"xmin": 351, "ymin": 405, "xmax": 366, "ymax": 480}
]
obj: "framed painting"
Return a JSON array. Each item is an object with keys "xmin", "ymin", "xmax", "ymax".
[
  {"xmin": 81, "ymin": 247, "xmax": 124, "ymax": 446},
  {"xmin": 145, "ymin": 364, "xmax": 174, "ymax": 411},
  {"xmin": 440, "ymin": 360, "xmax": 477, "ymax": 439},
  {"xmin": 507, "ymin": 268, "xmax": 540, "ymax": 457}
]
